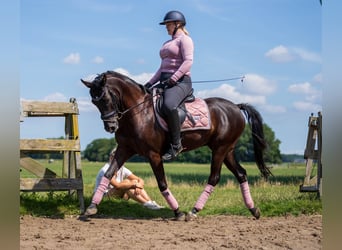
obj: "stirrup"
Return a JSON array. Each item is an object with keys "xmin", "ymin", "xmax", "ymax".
[{"xmin": 162, "ymin": 143, "xmax": 183, "ymax": 161}]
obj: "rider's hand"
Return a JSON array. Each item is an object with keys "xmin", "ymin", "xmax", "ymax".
[
  {"xmin": 144, "ymin": 82, "xmax": 153, "ymax": 94},
  {"xmin": 165, "ymin": 78, "xmax": 177, "ymax": 87},
  {"xmin": 145, "ymin": 82, "xmax": 152, "ymax": 89}
]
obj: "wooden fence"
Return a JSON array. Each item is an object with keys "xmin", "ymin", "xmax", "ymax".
[
  {"xmin": 20, "ymin": 98, "xmax": 84, "ymax": 213},
  {"xmin": 300, "ymin": 112, "xmax": 322, "ymax": 198}
]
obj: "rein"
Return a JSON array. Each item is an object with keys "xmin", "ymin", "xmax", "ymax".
[
  {"xmin": 96, "ymin": 74, "xmax": 245, "ymax": 122},
  {"xmin": 117, "ymin": 96, "xmax": 152, "ymax": 118},
  {"xmin": 192, "ymin": 76, "xmax": 245, "ymax": 83}
]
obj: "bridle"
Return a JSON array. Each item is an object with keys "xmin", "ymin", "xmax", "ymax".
[
  {"xmin": 91, "ymin": 84, "xmax": 121, "ymax": 132},
  {"xmin": 91, "ymin": 80, "xmax": 153, "ymax": 131}
]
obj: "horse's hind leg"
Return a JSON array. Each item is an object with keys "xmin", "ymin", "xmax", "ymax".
[
  {"xmin": 186, "ymin": 151, "xmax": 224, "ymax": 221},
  {"xmin": 224, "ymin": 151, "xmax": 260, "ymax": 219}
]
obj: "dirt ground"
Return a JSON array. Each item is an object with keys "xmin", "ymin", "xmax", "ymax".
[{"xmin": 20, "ymin": 214, "xmax": 322, "ymax": 250}]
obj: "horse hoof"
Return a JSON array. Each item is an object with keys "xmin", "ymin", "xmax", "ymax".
[
  {"xmin": 174, "ymin": 212, "xmax": 186, "ymax": 221},
  {"xmin": 249, "ymin": 207, "xmax": 260, "ymax": 219},
  {"xmin": 185, "ymin": 211, "xmax": 198, "ymax": 222},
  {"xmin": 84, "ymin": 203, "xmax": 97, "ymax": 216}
]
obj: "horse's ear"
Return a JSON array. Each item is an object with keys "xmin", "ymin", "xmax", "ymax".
[
  {"xmin": 81, "ymin": 79, "xmax": 93, "ymax": 88},
  {"xmin": 100, "ymin": 74, "xmax": 107, "ymax": 87},
  {"xmin": 81, "ymin": 73, "xmax": 106, "ymax": 88},
  {"xmin": 91, "ymin": 73, "xmax": 106, "ymax": 87}
]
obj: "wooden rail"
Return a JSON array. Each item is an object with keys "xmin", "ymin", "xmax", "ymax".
[{"xmin": 20, "ymin": 98, "xmax": 84, "ymax": 213}]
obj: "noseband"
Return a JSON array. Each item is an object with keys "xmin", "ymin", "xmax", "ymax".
[{"xmin": 100, "ymin": 110, "xmax": 118, "ymax": 122}]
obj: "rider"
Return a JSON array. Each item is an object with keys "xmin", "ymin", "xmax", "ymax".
[{"xmin": 145, "ymin": 10, "xmax": 194, "ymax": 161}]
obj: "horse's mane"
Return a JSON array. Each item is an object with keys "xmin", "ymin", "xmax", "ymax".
[
  {"xmin": 105, "ymin": 70, "xmax": 137, "ymax": 84},
  {"xmin": 104, "ymin": 70, "xmax": 147, "ymax": 93}
]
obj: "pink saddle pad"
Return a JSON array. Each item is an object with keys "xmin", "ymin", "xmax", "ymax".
[{"xmin": 153, "ymin": 91, "xmax": 211, "ymax": 132}]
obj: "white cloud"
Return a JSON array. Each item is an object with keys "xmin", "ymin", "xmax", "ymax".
[
  {"xmin": 288, "ymin": 82, "xmax": 314, "ymax": 95},
  {"xmin": 195, "ymin": 84, "xmax": 266, "ymax": 105},
  {"xmin": 288, "ymin": 82, "xmax": 322, "ymax": 103},
  {"xmin": 265, "ymin": 45, "xmax": 293, "ymax": 63},
  {"xmin": 288, "ymin": 82, "xmax": 322, "ymax": 112},
  {"xmin": 43, "ymin": 92, "xmax": 68, "ymax": 102},
  {"xmin": 193, "ymin": 74, "xmax": 287, "ymax": 114},
  {"xmin": 135, "ymin": 58, "xmax": 146, "ymax": 65},
  {"xmin": 288, "ymin": 82, "xmax": 322, "ymax": 102},
  {"xmin": 242, "ymin": 74, "xmax": 276, "ymax": 95},
  {"xmin": 292, "ymin": 47, "xmax": 321, "ymax": 63},
  {"xmin": 265, "ymin": 45, "xmax": 321, "ymax": 64},
  {"xmin": 293, "ymin": 101, "xmax": 322, "ymax": 112},
  {"xmin": 113, "ymin": 67, "xmax": 153, "ymax": 84},
  {"xmin": 63, "ymin": 53, "xmax": 80, "ymax": 64},
  {"xmin": 261, "ymin": 105, "xmax": 287, "ymax": 114},
  {"xmin": 76, "ymin": 97, "xmax": 97, "ymax": 112},
  {"xmin": 92, "ymin": 56, "xmax": 104, "ymax": 64}
]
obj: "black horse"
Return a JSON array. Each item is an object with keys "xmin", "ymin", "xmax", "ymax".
[{"xmin": 82, "ymin": 71, "xmax": 272, "ymax": 220}]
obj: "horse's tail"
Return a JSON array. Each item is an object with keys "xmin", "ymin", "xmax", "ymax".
[{"xmin": 237, "ymin": 103, "xmax": 273, "ymax": 179}]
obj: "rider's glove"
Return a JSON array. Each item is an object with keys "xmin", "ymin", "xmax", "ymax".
[
  {"xmin": 144, "ymin": 82, "xmax": 153, "ymax": 94},
  {"xmin": 145, "ymin": 82, "xmax": 152, "ymax": 89},
  {"xmin": 165, "ymin": 78, "xmax": 177, "ymax": 87}
]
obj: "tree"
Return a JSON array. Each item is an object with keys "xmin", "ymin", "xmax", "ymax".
[
  {"xmin": 263, "ymin": 124, "xmax": 282, "ymax": 163},
  {"xmin": 177, "ymin": 146, "xmax": 211, "ymax": 163},
  {"xmin": 234, "ymin": 125, "xmax": 254, "ymax": 162},
  {"xmin": 83, "ymin": 138, "xmax": 117, "ymax": 162},
  {"xmin": 235, "ymin": 124, "xmax": 282, "ymax": 164}
]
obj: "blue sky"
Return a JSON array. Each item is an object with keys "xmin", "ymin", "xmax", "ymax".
[{"xmin": 20, "ymin": 0, "xmax": 322, "ymax": 155}]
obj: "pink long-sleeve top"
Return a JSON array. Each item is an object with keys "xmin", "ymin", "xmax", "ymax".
[{"xmin": 148, "ymin": 32, "xmax": 194, "ymax": 84}]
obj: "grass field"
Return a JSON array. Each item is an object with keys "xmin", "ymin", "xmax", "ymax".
[{"xmin": 20, "ymin": 160, "xmax": 322, "ymax": 218}]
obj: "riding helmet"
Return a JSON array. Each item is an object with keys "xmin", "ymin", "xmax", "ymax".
[{"xmin": 159, "ymin": 10, "xmax": 186, "ymax": 25}]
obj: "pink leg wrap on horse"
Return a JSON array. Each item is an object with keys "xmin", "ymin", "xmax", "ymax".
[
  {"xmin": 92, "ymin": 177, "xmax": 110, "ymax": 205},
  {"xmin": 240, "ymin": 181, "xmax": 254, "ymax": 209},
  {"xmin": 194, "ymin": 184, "xmax": 215, "ymax": 211},
  {"xmin": 161, "ymin": 188, "xmax": 179, "ymax": 210}
]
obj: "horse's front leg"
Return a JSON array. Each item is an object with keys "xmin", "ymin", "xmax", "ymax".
[
  {"xmin": 84, "ymin": 148, "xmax": 129, "ymax": 216},
  {"xmin": 149, "ymin": 154, "xmax": 185, "ymax": 221}
]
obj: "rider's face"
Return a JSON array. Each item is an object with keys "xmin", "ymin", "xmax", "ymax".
[{"xmin": 165, "ymin": 22, "xmax": 177, "ymax": 35}]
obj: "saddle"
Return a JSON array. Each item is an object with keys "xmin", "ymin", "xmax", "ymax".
[{"xmin": 153, "ymin": 88, "xmax": 211, "ymax": 132}]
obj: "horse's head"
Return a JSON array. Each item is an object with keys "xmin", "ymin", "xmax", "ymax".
[{"xmin": 81, "ymin": 74, "xmax": 120, "ymax": 133}]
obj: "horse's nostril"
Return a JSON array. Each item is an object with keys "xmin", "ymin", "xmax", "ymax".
[{"xmin": 104, "ymin": 124, "xmax": 117, "ymax": 134}]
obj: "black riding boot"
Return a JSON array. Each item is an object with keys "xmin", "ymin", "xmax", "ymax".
[{"xmin": 162, "ymin": 109, "xmax": 183, "ymax": 161}]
